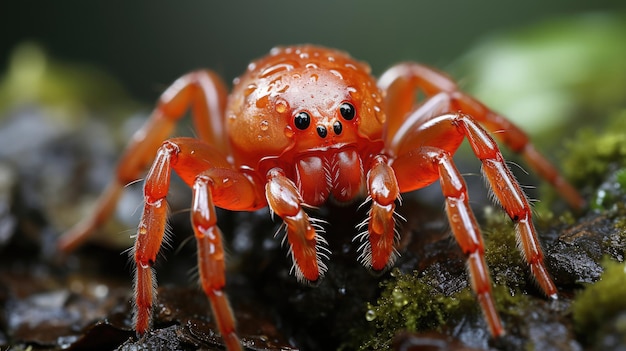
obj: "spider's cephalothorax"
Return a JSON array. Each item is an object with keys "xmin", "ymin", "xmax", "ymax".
[
  {"xmin": 228, "ymin": 47, "xmax": 387, "ymax": 207},
  {"xmin": 59, "ymin": 45, "xmax": 584, "ymax": 351}
]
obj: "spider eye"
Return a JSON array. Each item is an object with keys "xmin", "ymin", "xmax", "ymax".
[
  {"xmin": 339, "ymin": 102, "xmax": 356, "ymax": 120},
  {"xmin": 294, "ymin": 111, "xmax": 311, "ymax": 130}
]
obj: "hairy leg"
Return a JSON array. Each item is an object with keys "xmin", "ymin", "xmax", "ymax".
[{"xmin": 58, "ymin": 70, "xmax": 229, "ymax": 252}]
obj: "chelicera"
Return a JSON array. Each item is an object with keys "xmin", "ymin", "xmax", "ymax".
[{"xmin": 58, "ymin": 45, "xmax": 584, "ymax": 350}]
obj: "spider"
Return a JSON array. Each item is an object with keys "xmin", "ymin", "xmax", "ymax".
[{"xmin": 58, "ymin": 45, "xmax": 584, "ymax": 351}]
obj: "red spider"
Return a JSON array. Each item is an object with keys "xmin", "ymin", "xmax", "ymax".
[{"xmin": 58, "ymin": 45, "xmax": 584, "ymax": 350}]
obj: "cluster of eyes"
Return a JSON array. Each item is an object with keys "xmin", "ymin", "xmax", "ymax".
[{"xmin": 293, "ymin": 102, "xmax": 356, "ymax": 138}]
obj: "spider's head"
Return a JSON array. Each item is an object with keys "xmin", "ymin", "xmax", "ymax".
[{"xmin": 227, "ymin": 45, "xmax": 385, "ymax": 168}]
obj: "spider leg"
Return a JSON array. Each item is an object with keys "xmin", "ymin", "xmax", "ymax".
[
  {"xmin": 265, "ymin": 168, "xmax": 327, "ymax": 283},
  {"xmin": 133, "ymin": 137, "xmax": 260, "ymax": 351},
  {"xmin": 390, "ymin": 113, "xmax": 558, "ymax": 337},
  {"xmin": 58, "ymin": 70, "xmax": 229, "ymax": 252},
  {"xmin": 379, "ymin": 63, "xmax": 584, "ymax": 209},
  {"xmin": 357, "ymin": 155, "xmax": 400, "ymax": 271},
  {"xmin": 436, "ymin": 146, "xmax": 503, "ymax": 336},
  {"xmin": 392, "ymin": 140, "xmax": 503, "ymax": 336},
  {"xmin": 192, "ymin": 176, "xmax": 240, "ymax": 351},
  {"xmin": 457, "ymin": 115, "xmax": 557, "ymax": 298}
]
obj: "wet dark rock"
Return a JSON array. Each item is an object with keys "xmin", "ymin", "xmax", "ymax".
[
  {"xmin": 547, "ymin": 213, "xmax": 626, "ymax": 287},
  {"xmin": 392, "ymin": 331, "xmax": 485, "ymax": 351}
]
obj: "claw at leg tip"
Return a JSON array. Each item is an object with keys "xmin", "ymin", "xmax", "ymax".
[{"xmin": 549, "ymin": 293, "xmax": 558, "ymax": 300}]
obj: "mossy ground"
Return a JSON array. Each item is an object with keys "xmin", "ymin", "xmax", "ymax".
[
  {"xmin": 571, "ymin": 259, "xmax": 626, "ymax": 345},
  {"xmin": 343, "ymin": 268, "xmax": 476, "ymax": 351},
  {"xmin": 345, "ymin": 215, "xmax": 538, "ymax": 350}
]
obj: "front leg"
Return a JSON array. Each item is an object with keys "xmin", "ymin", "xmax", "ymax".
[
  {"xmin": 265, "ymin": 168, "xmax": 328, "ymax": 283},
  {"xmin": 356, "ymin": 155, "xmax": 400, "ymax": 271},
  {"xmin": 133, "ymin": 137, "xmax": 262, "ymax": 351}
]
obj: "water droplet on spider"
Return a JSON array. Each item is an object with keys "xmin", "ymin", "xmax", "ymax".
[
  {"xmin": 260, "ymin": 63, "xmax": 294, "ymax": 78},
  {"xmin": 275, "ymin": 99, "xmax": 289, "ymax": 113},
  {"xmin": 244, "ymin": 84, "xmax": 257, "ymax": 97},
  {"xmin": 365, "ymin": 309, "xmax": 377, "ymax": 321},
  {"xmin": 348, "ymin": 86, "xmax": 360, "ymax": 100},
  {"xmin": 256, "ymin": 94, "xmax": 270, "ymax": 108},
  {"xmin": 260, "ymin": 120, "xmax": 269, "ymax": 131},
  {"xmin": 284, "ymin": 126, "xmax": 294, "ymax": 138},
  {"xmin": 372, "ymin": 92, "xmax": 382, "ymax": 103},
  {"xmin": 329, "ymin": 69, "xmax": 343, "ymax": 80}
]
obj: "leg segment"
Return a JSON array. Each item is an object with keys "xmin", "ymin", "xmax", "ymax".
[
  {"xmin": 358, "ymin": 155, "xmax": 400, "ymax": 271},
  {"xmin": 132, "ymin": 137, "xmax": 260, "ymax": 351},
  {"xmin": 265, "ymin": 168, "xmax": 327, "ymax": 283},
  {"xmin": 378, "ymin": 63, "xmax": 584, "ymax": 209},
  {"xmin": 437, "ymin": 148, "xmax": 504, "ymax": 337},
  {"xmin": 133, "ymin": 142, "xmax": 175, "ymax": 335},
  {"xmin": 58, "ymin": 70, "xmax": 229, "ymax": 252},
  {"xmin": 192, "ymin": 175, "xmax": 241, "ymax": 351}
]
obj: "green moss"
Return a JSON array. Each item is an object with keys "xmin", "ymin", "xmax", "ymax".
[
  {"xmin": 348, "ymin": 266, "xmax": 533, "ymax": 350},
  {"xmin": 531, "ymin": 109, "xmax": 626, "ymax": 212},
  {"xmin": 561, "ymin": 110, "xmax": 626, "ymax": 190},
  {"xmin": 572, "ymin": 259, "xmax": 626, "ymax": 343},
  {"xmin": 482, "ymin": 210, "xmax": 526, "ymax": 290},
  {"xmin": 345, "ymin": 208, "xmax": 549, "ymax": 350},
  {"xmin": 351, "ymin": 268, "xmax": 476, "ymax": 350}
]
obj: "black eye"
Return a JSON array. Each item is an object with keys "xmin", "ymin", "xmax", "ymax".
[
  {"xmin": 339, "ymin": 102, "xmax": 355, "ymax": 120},
  {"xmin": 294, "ymin": 111, "xmax": 311, "ymax": 130},
  {"xmin": 333, "ymin": 121, "xmax": 342, "ymax": 135},
  {"xmin": 317, "ymin": 125, "xmax": 328, "ymax": 138}
]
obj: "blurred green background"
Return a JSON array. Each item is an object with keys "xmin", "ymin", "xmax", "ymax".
[{"xmin": 2, "ymin": 0, "xmax": 624, "ymax": 103}]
